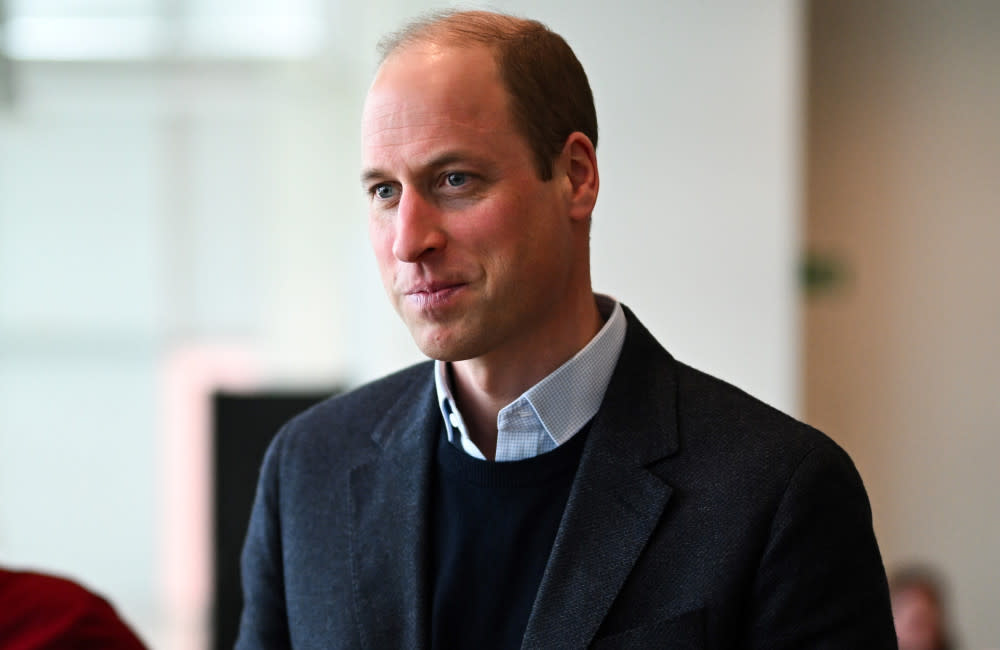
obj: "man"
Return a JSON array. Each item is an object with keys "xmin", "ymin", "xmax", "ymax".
[{"xmin": 238, "ymin": 10, "xmax": 897, "ymax": 649}]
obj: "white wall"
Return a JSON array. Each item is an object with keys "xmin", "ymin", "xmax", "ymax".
[
  {"xmin": 533, "ymin": 0, "xmax": 802, "ymax": 413},
  {"xmin": 0, "ymin": 2, "xmax": 803, "ymax": 647},
  {"xmin": 805, "ymin": 1, "xmax": 1000, "ymax": 646}
]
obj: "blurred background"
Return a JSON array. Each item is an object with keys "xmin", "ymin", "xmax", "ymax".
[{"xmin": 0, "ymin": 0, "xmax": 996, "ymax": 648}]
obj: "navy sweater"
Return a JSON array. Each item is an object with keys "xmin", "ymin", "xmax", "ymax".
[{"xmin": 429, "ymin": 424, "xmax": 589, "ymax": 649}]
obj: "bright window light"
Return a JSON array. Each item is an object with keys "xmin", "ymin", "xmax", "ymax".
[
  {"xmin": 2, "ymin": 1, "xmax": 327, "ymax": 61},
  {"xmin": 5, "ymin": 17, "xmax": 170, "ymax": 60}
]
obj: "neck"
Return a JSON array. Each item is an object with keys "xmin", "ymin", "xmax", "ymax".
[{"xmin": 449, "ymin": 290, "xmax": 603, "ymax": 460}]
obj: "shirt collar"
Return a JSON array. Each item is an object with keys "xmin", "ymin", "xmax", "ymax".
[
  {"xmin": 434, "ymin": 360, "xmax": 485, "ymax": 458},
  {"xmin": 435, "ymin": 294, "xmax": 626, "ymax": 461}
]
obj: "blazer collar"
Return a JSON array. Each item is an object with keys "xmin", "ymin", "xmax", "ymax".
[
  {"xmin": 347, "ymin": 306, "xmax": 681, "ymax": 650},
  {"xmin": 348, "ymin": 365, "xmax": 438, "ymax": 650},
  {"xmin": 522, "ymin": 306, "xmax": 681, "ymax": 648}
]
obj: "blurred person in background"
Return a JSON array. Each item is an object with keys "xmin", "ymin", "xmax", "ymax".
[
  {"xmin": 890, "ymin": 565, "xmax": 956, "ymax": 650},
  {"xmin": 0, "ymin": 566, "xmax": 146, "ymax": 649}
]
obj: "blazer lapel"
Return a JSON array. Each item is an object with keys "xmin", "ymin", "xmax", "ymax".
[
  {"xmin": 522, "ymin": 310, "xmax": 681, "ymax": 649},
  {"xmin": 347, "ymin": 371, "xmax": 438, "ymax": 650}
]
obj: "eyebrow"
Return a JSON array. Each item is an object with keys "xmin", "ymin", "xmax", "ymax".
[
  {"xmin": 360, "ymin": 150, "xmax": 493, "ymax": 187},
  {"xmin": 360, "ymin": 168, "xmax": 387, "ymax": 187}
]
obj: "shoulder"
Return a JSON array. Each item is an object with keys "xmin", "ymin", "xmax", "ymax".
[
  {"xmin": 618, "ymin": 305, "xmax": 852, "ymax": 489},
  {"xmin": 668, "ymin": 358, "xmax": 861, "ymax": 512},
  {"xmin": 0, "ymin": 569, "xmax": 146, "ymax": 649},
  {"xmin": 262, "ymin": 360, "xmax": 434, "ymax": 469},
  {"xmin": 676, "ymin": 360, "xmax": 832, "ymax": 457},
  {"xmin": 288, "ymin": 360, "xmax": 433, "ymax": 433},
  {"xmin": 0, "ymin": 569, "xmax": 110, "ymax": 614}
]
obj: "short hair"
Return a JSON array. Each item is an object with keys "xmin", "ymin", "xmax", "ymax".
[
  {"xmin": 377, "ymin": 10, "xmax": 598, "ymax": 181},
  {"xmin": 889, "ymin": 565, "xmax": 948, "ymax": 605}
]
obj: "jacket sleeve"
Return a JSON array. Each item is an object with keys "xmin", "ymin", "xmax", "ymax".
[
  {"xmin": 745, "ymin": 441, "xmax": 898, "ymax": 649},
  {"xmin": 235, "ymin": 430, "xmax": 292, "ymax": 650}
]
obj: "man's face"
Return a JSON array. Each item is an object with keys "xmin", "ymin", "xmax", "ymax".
[{"xmin": 361, "ymin": 43, "xmax": 579, "ymax": 363}]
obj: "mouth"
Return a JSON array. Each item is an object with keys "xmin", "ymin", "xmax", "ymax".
[{"xmin": 404, "ymin": 282, "xmax": 467, "ymax": 309}]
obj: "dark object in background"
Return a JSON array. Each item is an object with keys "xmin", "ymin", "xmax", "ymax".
[
  {"xmin": 801, "ymin": 249, "xmax": 850, "ymax": 297},
  {"xmin": 213, "ymin": 389, "xmax": 336, "ymax": 650},
  {"xmin": 0, "ymin": 567, "xmax": 147, "ymax": 649}
]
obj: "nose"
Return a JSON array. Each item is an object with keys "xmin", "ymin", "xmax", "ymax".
[{"xmin": 392, "ymin": 190, "xmax": 447, "ymax": 262}]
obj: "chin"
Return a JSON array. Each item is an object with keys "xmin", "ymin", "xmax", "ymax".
[
  {"xmin": 411, "ymin": 328, "xmax": 479, "ymax": 363},
  {"xmin": 414, "ymin": 340, "xmax": 466, "ymax": 363}
]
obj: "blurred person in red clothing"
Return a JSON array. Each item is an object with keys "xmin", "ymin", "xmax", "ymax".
[
  {"xmin": 0, "ymin": 567, "xmax": 146, "ymax": 649},
  {"xmin": 890, "ymin": 565, "xmax": 956, "ymax": 650}
]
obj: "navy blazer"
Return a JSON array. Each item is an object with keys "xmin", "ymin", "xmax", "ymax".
[{"xmin": 237, "ymin": 307, "xmax": 897, "ymax": 649}]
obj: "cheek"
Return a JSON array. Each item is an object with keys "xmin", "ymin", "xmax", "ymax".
[
  {"xmin": 457, "ymin": 196, "xmax": 532, "ymax": 247},
  {"xmin": 368, "ymin": 218, "xmax": 393, "ymax": 259},
  {"xmin": 368, "ymin": 221, "xmax": 398, "ymax": 284}
]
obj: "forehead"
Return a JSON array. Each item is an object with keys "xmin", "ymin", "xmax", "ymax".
[{"xmin": 361, "ymin": 43, "xmax": 515, "ymax": 151}]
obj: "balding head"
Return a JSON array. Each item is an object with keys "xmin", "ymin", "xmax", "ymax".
[{"xmin": 376, "ymin": 10, "xmax": 597, "ymax": 181}]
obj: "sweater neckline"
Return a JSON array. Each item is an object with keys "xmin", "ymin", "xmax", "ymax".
[{"xmin": 435, "ymin": 420, "xmax": 591, "ymax": 488}]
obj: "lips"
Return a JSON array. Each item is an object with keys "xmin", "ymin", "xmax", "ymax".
[
  {"xmin": 403, "ymin": 281, "xmax": 467, "ymax": 309},
  {"xmin": 406, "ymin": 280, "xmax": 463, "ymax": 294}
]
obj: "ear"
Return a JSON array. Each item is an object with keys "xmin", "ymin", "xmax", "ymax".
[{"xmin": 559, "ymin": 132, "xmax": 599, "ymax": 222}]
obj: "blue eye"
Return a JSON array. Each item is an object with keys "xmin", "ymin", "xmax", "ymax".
[
  {"xmin": 445, "ymin": 172, "xmax": 467, "ymax": 187},
  {"xmin": 374, "ymin": 184, "xmax": 396, "ymax": 199}
]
